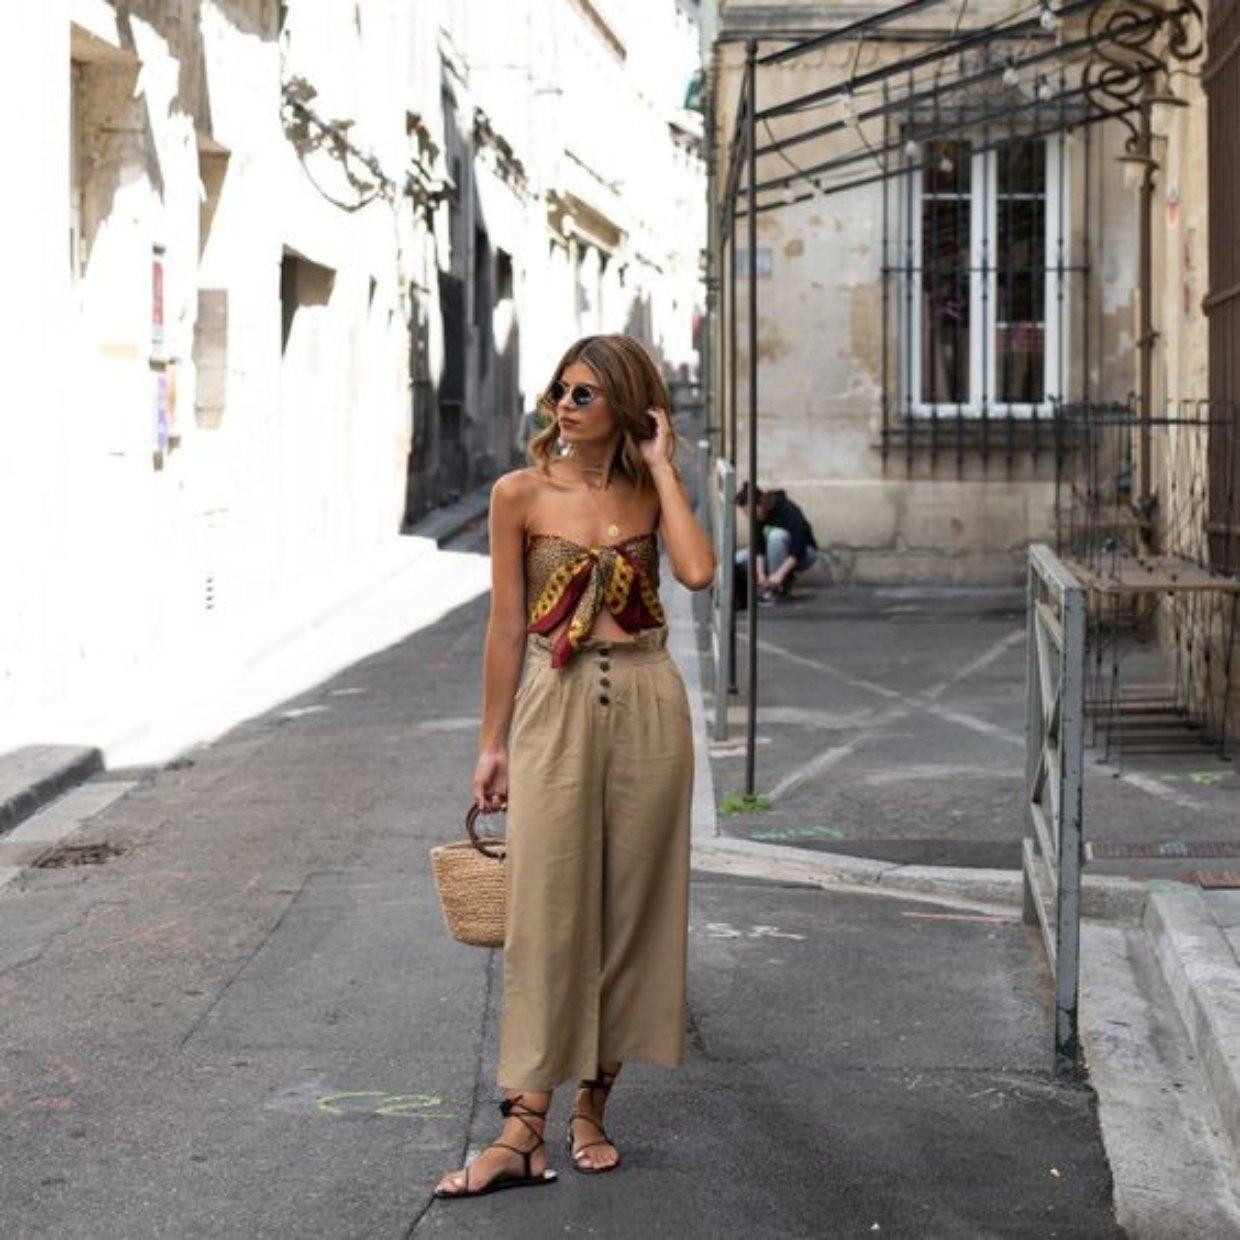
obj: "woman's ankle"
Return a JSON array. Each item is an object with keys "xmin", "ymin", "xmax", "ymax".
[{"xmin": 501, "ymin": 1090, "xmax": 551, "ymax": 1142}]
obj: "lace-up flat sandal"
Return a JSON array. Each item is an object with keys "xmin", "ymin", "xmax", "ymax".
[
  {"xmin": 433, "ymin": 1096, "xmax": 558, "ymax": 1200},
  {"xmin": 567, "ymin": 1069, "xmax": 622, "ymax": 1175}
]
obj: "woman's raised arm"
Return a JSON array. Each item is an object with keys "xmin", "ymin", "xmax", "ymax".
[
  {"xmin": 643, "ymin": 409, "xmax": 716, "ymax": 591},
  {"xmin": 474, "ymin": 472, "xmax": 531, "ymax": 811}
]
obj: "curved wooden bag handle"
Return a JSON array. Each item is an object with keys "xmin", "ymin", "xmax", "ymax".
[{"xmin": 465, "ymin": 803, "xmax": 506, "ymax": 859}]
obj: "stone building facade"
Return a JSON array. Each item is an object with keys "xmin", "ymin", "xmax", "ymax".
[
  {"xmin": 704, "ymin": 0, "xmax": 1237, "ymax": 730},
  {"xmin": 706, "ymin": 1, "xmax": 1147, "ymax": 584}
]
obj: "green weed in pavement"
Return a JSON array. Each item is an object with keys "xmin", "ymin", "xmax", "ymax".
[{"xmin": 718, "ymin": 792, "xmax": 773, "ymax": 816}]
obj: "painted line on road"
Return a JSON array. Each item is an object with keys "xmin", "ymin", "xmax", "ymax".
[
  {"xmin": 754, "ymin": 636, "xmax": 904, "ymax": 702},
  {"xmin": 766, "ymin": 736, "xmax": 870, "ymax": 800},
  {"xmin": 917, "ymin": 628, "xmax": 1024, "ymax": 704},
  {"xmin": 901, "ymin": 911, "xmax": 1018, "ymax": 925}
]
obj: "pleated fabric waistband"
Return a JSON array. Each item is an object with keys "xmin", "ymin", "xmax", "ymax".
[{"xmin": 524, "ymin": 626, "xmax": 671, "ymax": 667}]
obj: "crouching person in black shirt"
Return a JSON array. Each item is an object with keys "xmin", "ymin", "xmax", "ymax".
[{"xmin": 734, "ymin": 483, "xmax": 819, "ymax": 607}]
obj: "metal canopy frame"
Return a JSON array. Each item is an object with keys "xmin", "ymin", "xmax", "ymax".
[{"xmin": 710, "ymin": 1, "xmax": 1204, "ymax": 798}]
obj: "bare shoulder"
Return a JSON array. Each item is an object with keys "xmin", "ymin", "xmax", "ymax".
[
  {"xmin": 491, "ymin": 467, "xmax": 545, "ymax": 505},
  {"xmin": 491, "ymin": 467, "xmax": 551, "ymax": 534}
]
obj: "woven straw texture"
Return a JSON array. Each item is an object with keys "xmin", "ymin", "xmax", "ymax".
[{"xmin": 430, "ymin": 836, "xmax": 507, "ymax": 948}]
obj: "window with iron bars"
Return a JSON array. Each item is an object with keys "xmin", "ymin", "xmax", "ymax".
[{"xmin": 900, "ymin": 135, "xmax": 1065, "ymax": 419}]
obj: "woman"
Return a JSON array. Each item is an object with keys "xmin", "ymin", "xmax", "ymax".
[{"xmin": 434, "ymin": 334, "xmax": 715, "ymax": 1200}]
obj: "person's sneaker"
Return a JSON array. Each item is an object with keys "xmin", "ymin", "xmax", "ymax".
[{"xmin": 757, "ymin": 588, "xmax": 777, "ymax": 607}]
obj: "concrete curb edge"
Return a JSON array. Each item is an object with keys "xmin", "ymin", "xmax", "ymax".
[
  {"xmin": 1144, "ymin": 888, "xmax": 1240, "ymax": 1156},
  {"xmin": 690, "ymin": 834, "xmax": 1148, "ymax": 921},
  {"xmin": 0, "ymin": 745, "xmax": 104, "ymax": 837}
]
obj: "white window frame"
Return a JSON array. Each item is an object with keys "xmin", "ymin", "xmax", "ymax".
[{"xmin": 904, "ymin": 138, "xmax": 1066, "ymax": 418}]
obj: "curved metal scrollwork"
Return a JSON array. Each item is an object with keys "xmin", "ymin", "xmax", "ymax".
[{"xmin": 1081, "ymin": 0, "xmax": 1204, "ymax": 150}]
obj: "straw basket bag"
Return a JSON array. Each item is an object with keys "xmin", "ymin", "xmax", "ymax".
[{"xmin": 429, "ymin": 804, "xmax": 507, "ymax": 948}]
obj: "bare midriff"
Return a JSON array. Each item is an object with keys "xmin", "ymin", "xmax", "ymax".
[
  {"xmin": 542, "ymin": 608, "xmax": 637, "ymax": 646},
  {"xmin": 523, "ymin": 531, "xmax": 665, "ymax": 667}
]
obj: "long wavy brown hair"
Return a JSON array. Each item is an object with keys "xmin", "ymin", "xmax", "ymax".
[{"xmin": 527, "ymin": 334, "xmax": 679, "ymax": 489}]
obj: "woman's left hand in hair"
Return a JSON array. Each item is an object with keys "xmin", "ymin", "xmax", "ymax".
[{"xmin": 639, "ymin": 407, "xmax": 674, "ymax": 469}]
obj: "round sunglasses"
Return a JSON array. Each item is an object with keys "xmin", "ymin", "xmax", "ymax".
[{"xmin": 546, "ymin": 379, "xmax": 603, "ymax": 409}]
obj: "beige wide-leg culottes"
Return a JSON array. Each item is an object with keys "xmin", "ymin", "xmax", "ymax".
[{"xmin": 498, "ymin": 627, "xmax": 694, "ymax": 1092}]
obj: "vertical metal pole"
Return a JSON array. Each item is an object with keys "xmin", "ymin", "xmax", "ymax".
[
  {"xmin": 1003, "ymin": 109, "xmax": 1015, "ymax": 469},
  {"xmin": 981, "ymin": 91, "xmax": 992, "ymax": 462},
  {"xmin": 697, "ymin": 438, "xmax": 713, "ymax": 537},
  {"xmin": 714, "ymin": 460, "xmax": 736, "ymax": 742},
  {"xmin": 881, "ymin": 79, "xmax": 891, "ymax": 466},
  {"xmin": 1022, "ymin": 553, "xmax": 1040, "ymax": 929},
  {"xmin": 744, "ymin": 38, "xmax": 759, "ymax": 798},
  {"xmin": 729, "ymin": 205, "xmax": 739, "ymax": 470},
  {"xmin": 1055, "ymin": 66, "xmax": 1067, "ymax": 414},
  {"xmin": 1137, "ymin": 102, "xmax": 1154, "ymax": 516},
  {"xmin": 1083, "ymin": 117, "xmax": 1092, "ymax": 412},
  {"xmin": 1055, "ymin": 571, "xmax": 1086, "ymax": 1077},
  {"xmin": 727, "ymin": 209, "xmax": 739, "ymax": 694},
  {"xmin": 703, "ymin": 74, "xmax": 717, "ymax": 457},
  {"xmin": 904, "ymin": 68, "xmax": 916, "ymax": 473},
  {"xmin": 928, "ymin": 91, "xmax": 940, "ymax": 468},
  {"xmin": 953, "ymin": 72, "xmax": 965, "ymax": 476}
]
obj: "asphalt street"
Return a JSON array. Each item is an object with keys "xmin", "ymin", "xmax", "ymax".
[
  {"xmin": 0, "ymin": 544, "xmax": 1123, "ymax": 1239},
  {"xmin": 707, "ymin": 579, "xmax": 1239, "ymax": 882}
]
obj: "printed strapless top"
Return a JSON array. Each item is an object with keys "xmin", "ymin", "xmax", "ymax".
[{"xmin": 525, "ymin": 532, "xmax": 667, "ymax": 668}]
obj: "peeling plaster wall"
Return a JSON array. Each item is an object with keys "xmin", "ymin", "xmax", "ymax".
[
  {"xmin": 0, "ymin": 0, "xmax": 707, "ymax": 750},
  {"xmin": 1148, "ymin": 45, "xmax": 1238, "ymax": 734},
  {"xmin": 0, "ymin": 0, "xmax": 424, "ymax": 749},
  {"xmin": 713, "ymin": 3, "xmax": 1142, "ymax": 585}
]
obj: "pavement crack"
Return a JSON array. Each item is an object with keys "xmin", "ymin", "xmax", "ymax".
[
  {"xmin": 405, "ymin": 946, "xmax": 497, "ymax": 1235},
  {"xmin": 686, "ymin": 996, "xmax": 711, "ymax": 1061},
  {"xmin": 0, "ymin": 894, "xmax": 132, "ymax": 980},
  {"xmin": 175, "ymin": 870, "xmax": 318, "ymax": 1054}
]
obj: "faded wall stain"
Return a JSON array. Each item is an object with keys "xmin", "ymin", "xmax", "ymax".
[
  {"xmin": 848, "ymin": 283, "xmax": 882, "ymax": 387},
  {"xmin": 756, "ymin": 317, "xmax": 790, "ymax": 362}
]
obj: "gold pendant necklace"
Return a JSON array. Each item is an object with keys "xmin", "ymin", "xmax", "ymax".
[{"xmin": 575, "ymin": 464, "xmax": 620, "ymax": 541}]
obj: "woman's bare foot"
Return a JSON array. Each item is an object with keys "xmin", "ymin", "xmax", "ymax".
[
  {"xmin": 568, "ymin": 1064, "xmax": 621, "ymax": 1172},
  {"xmin": 434, "ymin": 1092, "xmax": 553, "ymax": 1198}
]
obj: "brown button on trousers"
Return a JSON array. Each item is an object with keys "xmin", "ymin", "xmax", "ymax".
[{"xmin": 498, "ymin": 628, "xmax": 694, "ymax": 1092}]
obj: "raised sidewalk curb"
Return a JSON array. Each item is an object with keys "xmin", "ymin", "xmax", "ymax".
[
  {"xmin": 690, "ymin": 834, "xmax": 1148, "ymax": 921},
  {"xmin": 0, "ymin": 778, "xmax": 138, "ymax": 893},
  {"xmin": 404, "ymin": 487, "xmax": 491, "ymax": 547},
  {"xmin": 0, "ymin": 744, "xmax": 103, "ymax": 837},
  {"xmin": 1144, "ymin": 886, "xmax": 1240, "ymax": 1159}
]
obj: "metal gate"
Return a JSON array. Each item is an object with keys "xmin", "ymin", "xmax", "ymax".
[
  {"xmin": 709, "ymin": 458, "xmax": 736, "ymax": 742},
  {"xmin": 1023, "ymin": 543, "xmax": 1087, "ymax": 1078}
]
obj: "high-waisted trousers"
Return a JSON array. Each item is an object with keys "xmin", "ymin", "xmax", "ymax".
[{"xmin": 497, "ymin": 627, "xmax": 694, "ymax": 1091}]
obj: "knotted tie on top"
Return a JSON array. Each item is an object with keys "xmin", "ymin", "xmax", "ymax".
[{"xmin": 525, "ymin": 533, "xmax": 666, "ymax": 668}]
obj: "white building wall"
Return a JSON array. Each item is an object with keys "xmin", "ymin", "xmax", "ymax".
[
  {"xmin": 442, "ymin": 0, "xmax": 705, "ymax": 392},
  {"xmin": 0, "ymin": 0, "xmax": 706, "ymax": 757},
  {"xmin": 1, "ymin": 0, "xmax": 426, "ymax": 754}
]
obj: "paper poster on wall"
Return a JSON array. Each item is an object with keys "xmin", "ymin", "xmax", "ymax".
[
  {"xmin": 152, "ymin": 244, "xmax": 166, "ymax": 362},
  {"xmin": 155, "ymin": 369, "xmax": 170, "ymax": 454}
]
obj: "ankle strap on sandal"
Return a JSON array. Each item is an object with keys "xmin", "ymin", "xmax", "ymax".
[
  {"xmin": 498, "ymin": 1093, "xmax": 548, "ymax": 1148},
  {"xmin": 500, "ymin": 1095, "xmax": 548, "ymax": 1120}
]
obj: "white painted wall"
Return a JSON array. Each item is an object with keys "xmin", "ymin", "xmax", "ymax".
[
  {"xmin": 0, "ymin": 0, "xmax": 707, "ymax": 758},
  {"xmin": 2, "ymin": 0, "xmax": 432, "ymax": 753}
]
